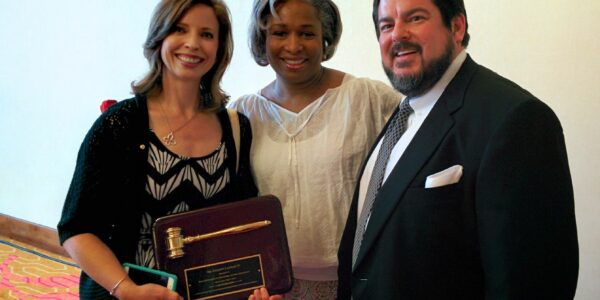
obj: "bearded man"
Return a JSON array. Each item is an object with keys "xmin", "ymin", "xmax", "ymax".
[{"xmin": 337, "ymin": 0, "xmax": 579, "ymax": 299}]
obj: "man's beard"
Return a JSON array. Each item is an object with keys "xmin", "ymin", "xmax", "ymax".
[{"xmin": 383, "ymin": 37, "xmax": 454, "ymax": 97}]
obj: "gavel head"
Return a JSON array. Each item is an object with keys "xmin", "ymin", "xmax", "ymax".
[{"xmin": 165, "ymin": 227, "xmax": 185, "ymax": 259}]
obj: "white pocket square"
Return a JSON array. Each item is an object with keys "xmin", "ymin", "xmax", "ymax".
[{"xmin": 425, "ymin": 165, "xmax": 463, "ymax": 188}]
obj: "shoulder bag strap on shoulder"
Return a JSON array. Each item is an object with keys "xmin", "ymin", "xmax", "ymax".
[{"xmin": 226, "ymin": 108, "xmax": 240, "ymax": 174}]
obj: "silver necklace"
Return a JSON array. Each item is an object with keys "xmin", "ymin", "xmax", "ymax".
[{"xmin": 158, "ymin": 101, "xmax": 198, "ymax": 146}]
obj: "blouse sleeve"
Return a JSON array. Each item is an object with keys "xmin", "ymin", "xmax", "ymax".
[{"xmin": 367, "ymin": 78, "xmax": 402, "ymax": 122}]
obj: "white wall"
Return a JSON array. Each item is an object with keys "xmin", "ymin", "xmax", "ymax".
[
  {"xmin": 1, "ymin": 0, "xmax": 598, "ymax": 298},
  {"xmin": 0, "ymin": 0, "xmax": 155, "ymax": 224}
]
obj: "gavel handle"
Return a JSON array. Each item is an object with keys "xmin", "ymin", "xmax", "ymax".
[{"xmin": 182, "ymin": 220, "xmax": 271, "ymax": 244}]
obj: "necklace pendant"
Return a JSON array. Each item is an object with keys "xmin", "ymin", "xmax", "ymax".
[{"xmin": 163, "ymin": 131, "xmax": 176, "ymax": 146}]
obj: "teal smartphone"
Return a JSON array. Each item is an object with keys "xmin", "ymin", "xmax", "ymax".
[{"xmin": 123, "ymin": 263, "xmax": 177, "ymax": 291}]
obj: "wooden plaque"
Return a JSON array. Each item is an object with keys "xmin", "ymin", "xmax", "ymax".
[{"xmin": 153, "ymin": 195, "xmax": 293, "ymax": 300}]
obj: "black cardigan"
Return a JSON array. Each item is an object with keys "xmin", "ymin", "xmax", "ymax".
[{"xmin": 58, "ymin": 94, "xmax": 257, "ymax": 298}]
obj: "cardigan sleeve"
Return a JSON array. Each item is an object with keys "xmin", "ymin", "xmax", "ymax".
[
  {"xmin": 57, "ymin": 100, "xmax": 139, "ymax": 245},
  {"xmin": 58, "ymin": 112, "xmax": 120, "ymax": 244}
]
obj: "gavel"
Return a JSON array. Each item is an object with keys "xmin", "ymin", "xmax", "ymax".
[{"xmin": 165, "ymin": 220, "xmax": 272, "ymax": 259}]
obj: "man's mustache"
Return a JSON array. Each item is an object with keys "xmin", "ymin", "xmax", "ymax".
[{"xmin": 390, "ymin": 41, "xmax": 422, "ymax": 56}]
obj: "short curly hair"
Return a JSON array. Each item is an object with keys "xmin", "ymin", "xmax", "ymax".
[{"xmin": 249, "ymin": 0, "xmax": 343, "ymax": 66}]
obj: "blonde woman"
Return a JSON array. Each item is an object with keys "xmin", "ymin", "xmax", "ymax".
[{"xmin": 58, "ymin": 1, "xmax": 256, "ymax": 298}]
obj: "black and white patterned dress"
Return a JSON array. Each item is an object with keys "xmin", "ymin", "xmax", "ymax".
[{"xmin": 135, "ymin": 131, "xmax": 230, "ymax": 268}]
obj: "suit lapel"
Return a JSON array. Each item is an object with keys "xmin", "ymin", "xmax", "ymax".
[{"xmin": 352, "ymin": 56, "xmax": 479, "ymax": 270}]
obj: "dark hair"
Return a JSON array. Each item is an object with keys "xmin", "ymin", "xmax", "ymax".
[
  {"xmin": 372, "ymin": 0, "xmax": 470, "ymax": 47},
  {"xmin": 131, "ymin": 0, "xmax": 233, "ymax": 111},
  {"xmin": 249, "ymin": 0, "xmax": 343, "ymax": 66}
]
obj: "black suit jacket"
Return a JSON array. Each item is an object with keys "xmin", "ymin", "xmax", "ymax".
[{"xmin": 338, "ymin": 56, "xmax": 579, "ymax": 299}]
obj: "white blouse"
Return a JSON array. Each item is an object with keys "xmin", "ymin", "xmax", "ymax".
[{"xmin": 228, "ymin": 74, "xmax": 400, "ymax": 280}]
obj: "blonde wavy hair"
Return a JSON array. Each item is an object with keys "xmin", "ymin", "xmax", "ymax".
[{"xmin": 131, "ymin": 0, "xmax": 233, "ymax": 111}]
